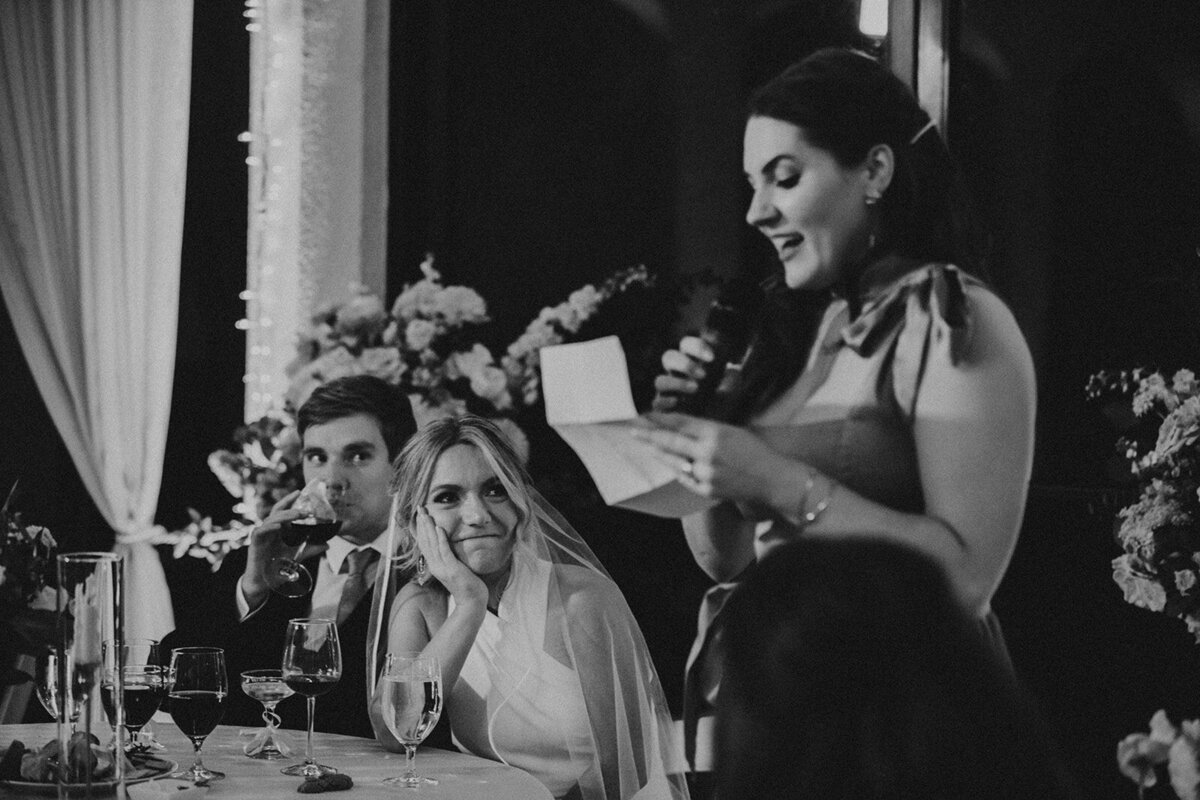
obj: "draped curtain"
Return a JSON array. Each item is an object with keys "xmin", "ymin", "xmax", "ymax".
[{"xmin": 0, "ymin": 0, "xmax": 194, "ymax": 642}]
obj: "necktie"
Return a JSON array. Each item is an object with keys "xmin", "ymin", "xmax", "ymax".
[{"xmin": 336, "ymin": 548, "xmax": 379, "ymax": 626}]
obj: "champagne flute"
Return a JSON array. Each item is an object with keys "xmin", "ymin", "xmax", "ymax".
[
  {"xmin": 34, "ymin": 647, "xmax": 82, "ymax": 729},
  {"xmin": 240, "ymin": 669, "xmax": 296, "ymax": 759},
  {"xmin": 167, "ymin": 647, "xmax": 228, "ymax": 784},
  {"xmin": 280, "ymin": 618, "xmax": 342, "ymax": 777},
  {"xmin": 380, "ymin": 651, "xmax": 443, "ymax": 788},
  {"xmin": 263, "ymin": 518, "xmax": 342, "ymax": 598}
]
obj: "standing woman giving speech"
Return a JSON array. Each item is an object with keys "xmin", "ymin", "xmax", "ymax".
[{"xmin": 638, "ymin": 47, "xmax": 1036, "ymax": 776}]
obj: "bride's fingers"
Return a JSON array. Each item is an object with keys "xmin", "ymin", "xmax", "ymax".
[
  {"xmin": 414, "ymin": 507, "xmax": 460, "ymax": 572},
  {"xmin": 412, "ymin": 511, "xmax": 442, "ymax": 563}
]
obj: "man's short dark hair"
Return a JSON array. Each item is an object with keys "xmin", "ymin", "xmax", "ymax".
[{"xmin": 296, "ymin": 375, "xmax": 417, "ymax": 460}]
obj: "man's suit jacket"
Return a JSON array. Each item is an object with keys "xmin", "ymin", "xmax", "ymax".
[{"xmin": 187, "ymin": 549, "xmax": 378, "ymax": 739}]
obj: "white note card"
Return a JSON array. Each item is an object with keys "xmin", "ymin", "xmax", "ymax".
[{"xmin": 540, "ymin": 337, "xmax": 717, "ymax": 519}]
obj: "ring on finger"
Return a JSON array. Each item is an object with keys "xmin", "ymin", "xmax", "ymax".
[{"xmin": 680, "ymin": 459, "xmax": 695, "ymax": 479}]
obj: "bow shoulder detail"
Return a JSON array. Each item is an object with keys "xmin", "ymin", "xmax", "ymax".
[{"xmin": 840, "ymin": 262, "xmax": 977, "ymax": 420}]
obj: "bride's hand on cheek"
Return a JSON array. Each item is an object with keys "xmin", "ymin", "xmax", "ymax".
[{"xmin": 413, "ymin": 506, "xmax": 488, "ymax": 606}]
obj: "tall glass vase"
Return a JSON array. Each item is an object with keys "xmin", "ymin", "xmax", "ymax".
[{"xmin": 55, "ymin": 552, "xmax": 124, "ymax": 799}]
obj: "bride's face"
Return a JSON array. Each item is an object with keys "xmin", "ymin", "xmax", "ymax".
[{"xmin": 424, "ymin": 444, "xmax": 519, "ymax": 577}]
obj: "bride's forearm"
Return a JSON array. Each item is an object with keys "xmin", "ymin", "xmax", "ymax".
[{"xmin": 422, "ymin": 596, "xmax": 486, "ymax": 701}]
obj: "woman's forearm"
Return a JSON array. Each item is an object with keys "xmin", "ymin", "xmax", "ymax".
[
  {"xmin": 422, "ymin": 596, "xmax": 486, "ymax": 697},
  {"xmin": 760, "ymin": 459, "xmax": 1001, "ymax": 614}
]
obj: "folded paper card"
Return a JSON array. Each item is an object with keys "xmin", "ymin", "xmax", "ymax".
[{"xmin": 541, "ymin": 336, "xmax": 717, "ymax": 518}]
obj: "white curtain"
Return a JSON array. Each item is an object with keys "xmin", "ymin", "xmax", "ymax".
[{"xmin": 0, "ymin": 0, "xmax": 193, "ymax": 642}]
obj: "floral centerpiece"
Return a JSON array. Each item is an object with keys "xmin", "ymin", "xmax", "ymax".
[
  {"xmin": 156, "ymin": 255, "xmax": 677, "ymax": 567},
  {"xmin": 0, "ymin": 482, "xmax": 57, "ymax": 685},
  {"xmin": 1087, "ymin": 368, "xmax": 1200, "ymax": 638}
]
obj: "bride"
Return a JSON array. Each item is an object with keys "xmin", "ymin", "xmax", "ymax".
[{"xmin": 369, "ymin": 415, "xmax": 686, "ymax": 800}]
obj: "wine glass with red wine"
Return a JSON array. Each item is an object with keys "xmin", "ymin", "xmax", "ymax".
[
  {"xmin": 166, "ymin": 647, "xmax": 228, "ymax": 784},
  {"xmin": 280, "ymin": 618, "xmax": 342, "ymax": 778},
  {"xmin": 263, "ymin": 517, "xmax": 343, "ymax": 598},
  {"xmin": 101, "ymin": 665, "xmax": 167, "ymax": 753},
  {"xmin": 102, "ymin": 637, "xmax": 167, "ymax": 753}
]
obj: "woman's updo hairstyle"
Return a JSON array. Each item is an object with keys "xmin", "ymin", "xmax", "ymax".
[{"xmin": 748, "ymin": 47, "xmax": 982, "ymax": 274}]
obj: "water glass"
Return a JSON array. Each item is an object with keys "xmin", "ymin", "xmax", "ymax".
[{"xmin": 380, "ymin": 651, "xmax": 443, "ymax": 788}]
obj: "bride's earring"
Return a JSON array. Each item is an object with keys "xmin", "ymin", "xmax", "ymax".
[{"xmin": 415, "ymin": 555, "xmax": 429, "ymax": 586}]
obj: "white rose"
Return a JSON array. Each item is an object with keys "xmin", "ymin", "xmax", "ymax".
[
  {"xmin": 470, "ymin": 366, "xmax": 512, "ymax": 409},
  {"xmin": 359, "ymin": 347, "xmax": 405, "ymax": 384},
  {"xmin": 448, "ymin": 344, "xmax": 495, "ymax": 381},
  {"xmin": 405, "ymin": 319, "xmax": 438, "ymax": 351},
  {"xmin": 434, "ymin": 286, "xmax": 488, "ymax": 326},
  {"xmin": 1178, "ymin": 570, "xmax": 1198, "ymax": 594}
]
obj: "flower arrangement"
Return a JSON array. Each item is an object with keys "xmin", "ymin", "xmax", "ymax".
[
  {"xmin": 286, "ymin": 254, "xmax": 506, "ymax": 418},
  {"xmin": 1087, "ymin": 368, "xmax": 1200, "ymax": 638},
  {"xmin": 157, "ymin": 256, "xmax": 669, "ymax": 566},
  {"xmin": 502, "ymin": 264, "xmax": 654, "ymax": 408},
  {"xmin": 0, "ymin": 482, "xmax": 57, "ymax": 676},
  {"xmin": 1118, "ymin": 710, "xmax": 1200, "ymax": 799}
]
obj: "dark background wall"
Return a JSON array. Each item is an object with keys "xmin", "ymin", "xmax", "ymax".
[{"xmin": 3, "ymin": 1, "xmax": 1200, "ymax": 796}]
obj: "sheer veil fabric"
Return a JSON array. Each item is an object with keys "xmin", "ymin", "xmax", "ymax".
[{"xmin": 368, "ymin": 490, "xmax": 688, "ymax": 800}]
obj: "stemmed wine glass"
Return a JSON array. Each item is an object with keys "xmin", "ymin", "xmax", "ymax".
[
  {"xmin": 102, "ymin": 638, "xmax": 167, "ymax": 753},
  {"xmin": 167, "ymin": 647, "xmax": 228, "ymax": 784},
  {"xmin": 101, "ymin": 665, "xmax": 167, "ymax": 754},
  {"xmin": 240, "ymin": 669, "xmax": 297, "ymax": 759},
  {"xmin": 263, "ymin": 517, "xmax": 343, "ymax": 598},
  {"xmin": 380, "ymin": 651, "xmax": 443, "ymax": 788},
  {"xmin": 280, "ymin": 618, "xmax": 342, "ymax": 777}
]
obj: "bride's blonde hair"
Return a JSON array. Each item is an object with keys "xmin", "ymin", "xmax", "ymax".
[{"xmin": 387, "ymin": 415, "xmax": 533, "ymax": 574}]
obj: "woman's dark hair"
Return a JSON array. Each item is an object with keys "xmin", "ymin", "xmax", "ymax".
[
  {"xmin": 748, "ymin": 47, "xmax": 983, "ymax": 273},
  {"xmin": 716, "ymin": 539, "xmax": 1078, "ymax": 800},
  {"xmin": 296, "ymin": 374, "xmax": 417, "ymax": 460},
  {"xmin": 724, "ymin": 47, "xmax": 988, "ymax": 422}
]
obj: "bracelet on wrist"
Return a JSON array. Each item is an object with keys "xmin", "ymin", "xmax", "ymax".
[{"xmin": 796, "ymin": 468, "xmax": 834, "ymax": 530}]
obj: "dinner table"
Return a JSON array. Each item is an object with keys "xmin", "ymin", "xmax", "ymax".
[{"xmin": 0, "ymin": 721, "xmax": 554, "ymax": 799}]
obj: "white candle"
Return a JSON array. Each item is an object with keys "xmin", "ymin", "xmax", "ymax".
[{"xmin": 74, "ymin": 592, "xmax": 102, "ymax": 666}]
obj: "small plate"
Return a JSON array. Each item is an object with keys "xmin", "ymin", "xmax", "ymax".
[{"xmin": 0, "ymin": 757, "xmax": 176, "ymax": 795}]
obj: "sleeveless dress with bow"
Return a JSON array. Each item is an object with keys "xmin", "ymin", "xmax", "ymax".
[
  {"xmin": 750, "ymin": 257, "xmax": 1032, "ymax": 649},
  {"xmin": 682, "ymin": 258, "xmax": 1035, "ymax": 779}
]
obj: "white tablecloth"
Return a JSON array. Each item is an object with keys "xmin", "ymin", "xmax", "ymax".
[{"xmin": 0, "ymin": 722, "xmax": 554, "ymax": 799}]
